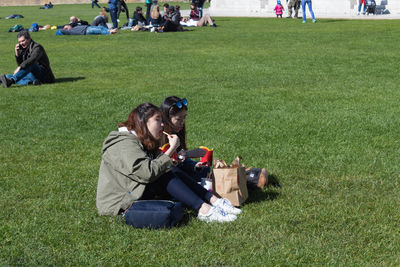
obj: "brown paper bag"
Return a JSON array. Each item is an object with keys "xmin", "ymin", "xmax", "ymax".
[{"xmin": 213, "ymin": 166, "xmax": 248, "ymax": 207}]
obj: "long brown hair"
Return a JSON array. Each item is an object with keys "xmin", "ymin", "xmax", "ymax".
[
  {"xmin": 119, "ymin": 103, "xmax": 161, "ymax": 152},
  {"xmin": 160, "ymin": 96, "xmax": 188, "ymax": 150}
]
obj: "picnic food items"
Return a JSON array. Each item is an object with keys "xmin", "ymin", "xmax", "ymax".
[
  {"xmin": 199, "ymin": 146, "xmax": 213, "ymax": 166},
  {"xmin": 212, "ymin": 157, "xmax": 248, "ymax": 207},
  {"xmin": 160, "ymin": 143, "xmax": 178, "ymax": 161}
]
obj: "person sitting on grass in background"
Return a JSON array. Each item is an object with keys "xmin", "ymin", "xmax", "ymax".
[
  {"xmin": 175, "ymin": 5, "xmax": 182, "ymax": 18},
  {"xmin": 274, "ymin": 0, "xmax": 285, "ymax": 18},
  {"xmin": 161, "ymin": 5, "xmax": 183, "ymax": 32},
  {"xmin": 160, "ymin": 96, "xmax": 210, "ymax": 183},
  {"xmin": 150, "ymin": 5, "xmax": 162, "ymax": 28},
  {"xmin": 1, "ymin": 30, "xmax": 55, "ymax": 88},
  {"xmin": 161, "ymin": 3, "xmax": 169, "ymax": 23},
  {"xmin": 130, "ymin": 6, "xmax": 147, "ymax": 27},
  {"xmin": 40, "ymin": 2, "xmax": 53, "ymax": 9},
  {"xmin": 57, "ymin": 24, "xmax": 118, "ymax": 35},
  {"xmin": 182, "ymin": 3, "xmax": 216, "ymax": 27},
  {"xmin": 96, "ymin": 103, "xmax": 242, "ymax": 223},
  {"xmin": 91, "ymin": 11, "xmax": 109, "ymax": 28}
]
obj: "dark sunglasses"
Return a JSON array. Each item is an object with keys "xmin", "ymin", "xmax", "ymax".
[{"xmin": 174, "ymin": 98, "xmax": 188, "ymax": 109}]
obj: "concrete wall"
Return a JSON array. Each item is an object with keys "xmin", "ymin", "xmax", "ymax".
[{"xmin": 209, "ymin": 0, "xmax": 400, "ymax": 17}]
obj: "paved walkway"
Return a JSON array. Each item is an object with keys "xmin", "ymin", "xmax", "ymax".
[{"xmin": 181, "ymin": 8, "xmax": 400, "ymax": 20}]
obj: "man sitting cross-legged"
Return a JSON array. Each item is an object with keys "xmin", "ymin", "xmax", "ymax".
[{"xmin": 1, "ymin": 30, "xmax": 55, "ymax": 88}]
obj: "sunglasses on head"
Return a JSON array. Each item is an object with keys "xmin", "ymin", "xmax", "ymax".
[{"xmin": 174, "ymin": 98, "xmax": 188, "ymax": 109}]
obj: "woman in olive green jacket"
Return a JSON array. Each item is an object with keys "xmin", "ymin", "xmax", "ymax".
[{"xmin": 96, "ymin": 102, "xmax": 242, "ymax": 223}]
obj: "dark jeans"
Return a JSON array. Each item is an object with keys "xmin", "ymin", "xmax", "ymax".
[
  {"xmin": 92, "ymin": 0, "xmax": 100, "ymax": 8},
  {"xmin": 109, "ymin": 8, "xmax": 118, "ymax": 28},
  {"xmin": 7, "ymin": 63, "xmax": 42, "ymax": 85},
  {"xmin": 141, "ymin": 171, "xmax": 213, "ymax": 211},
  {"xmin": 145, "ymin": 3, "xmax": 151, "ymax": 24},
  {"xmin": 117, "ymin": 0, "xmax": 130, "ymax": 21},
  {"xmin": 176, "ymin": 159, "xmax": 210, "ymax": 183}
]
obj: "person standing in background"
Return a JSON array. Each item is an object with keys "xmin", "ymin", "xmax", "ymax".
[
  {"xmin": 117, "ymin": 0, "xmax": 130, "ymax": 23},
  {"xmin": 108, "ymin": 0, "xmax": 119, "ymax": 29},
  {"xmin": 301, "ymin": 0, "xmax": 316, "ymax": 23},
  {"xmin": 92, "ymin": 0, "xmax": 101, "ymax": 8},
  {"xmin": 286, "ymin": 0, "xmax": 300, "ymax": 18},
  {"xmin": 274, "ymin": 0, "xmax": 285, "ymax": 18},
  {"xmin": 145, "ymin": 0, "xmax": 152, "ymax": 24},
  {"xmin": 358, "ymin": 0, "xmax": 366, "ymax": 15}
]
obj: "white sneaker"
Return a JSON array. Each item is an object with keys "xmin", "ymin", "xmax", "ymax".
[
  {"xmin": 198, "ymin": 206, "xmax": 237, "ymax": 223},
  {"xmin": 214, "ymin": 198, "xmax": 242, "ymax": 215}
]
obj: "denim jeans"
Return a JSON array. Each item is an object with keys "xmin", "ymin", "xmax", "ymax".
[
  {"xmin": 86, "ymin": 26, "xmax": 110, "ymax": 35},
  {"xmin": 7, "ymin": 63, "xmax": 42, "ymax": 85},
  {"xmin": 91, "ymin": 0, "xmax": 100, "ymax": 8},
  {"xmin": 175, "ymin": 159, "xmax": 210, "ymax": 184},
  {"xmin": 141, "ymin": 171, "xmax": 213, "ymax": 211},
  {"xmin": 301, "ymin": 0, "xmax": 315, "ymax": 21},
  {"xmin": 109, "ymin": 8, "xmax": 118, "ymax": 29},
  {"xmin": 358, "ymin": 1, "xmax": 366, "ymax": 13}
]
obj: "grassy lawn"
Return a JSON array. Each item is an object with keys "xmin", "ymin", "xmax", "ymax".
[{"xmin": 1, "ymin": 4, "xmax": 400, "ymax": 266}]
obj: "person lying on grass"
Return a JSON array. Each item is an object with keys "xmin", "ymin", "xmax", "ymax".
[
  {"xmin": 180, "ymin": 2, "xmax": 216, "ymax": 27},
  {"xmin": 69, "ymin": 16, "xmax": 89, "ymax": 28},
  {"xmin": 1, "ymin": 30, "xmax": 55, "ymax": 88},
  {"xmin": 130, "ymin": 6, "xmax": 147, "ymax": 27},
  {"xmin": 57, "ymin": 24, "xmax": 118, "ymax": 35},
  {"xmin": 96, "ymin": 102, "xmax": 241, "ymax": 223},
  {"xmin": 160, "ymin": 96, "xmax": 210, "ymax": 183}
]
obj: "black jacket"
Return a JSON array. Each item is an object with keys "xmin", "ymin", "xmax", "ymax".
[
  {"xmin": 16, "ymin": 40, "xmax": 55, "ymax": 84},
  {"xmin": 132, "ymin": 11, "xmax": 146, "ymax": 25}
]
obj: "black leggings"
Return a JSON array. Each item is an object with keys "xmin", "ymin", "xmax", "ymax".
[
  {"xmin": 117, "ymin": 0, "xmax": 130, "ymax": 20},
  {"xmin": 141, "ymin": 171, "xmax": 213, "ymax": 211}
]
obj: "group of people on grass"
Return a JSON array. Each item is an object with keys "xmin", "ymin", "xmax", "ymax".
[
  {"xmin": 274, "ymin": 0, "xmax": 316, "ymax": 23},
  {"xmin": 58, "ymin": 1, "xmax": 216, "ymax": 35},
  {"xmin": 96, "ymin": 96, "xmax": 242, "ymax": 223}
]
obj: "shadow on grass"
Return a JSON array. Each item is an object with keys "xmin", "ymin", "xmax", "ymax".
[
  {"xmin": 246, "ymin": 174, "xmax": 281, "ymax": 204},
  {"xmin": 55, "ymin": 77, "xmax": 85, "ymax": 83}
]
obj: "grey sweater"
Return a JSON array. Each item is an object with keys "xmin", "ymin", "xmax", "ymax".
[{"xmin": 60, "ymin": 25, "xmax": 89, "ymax": 35}]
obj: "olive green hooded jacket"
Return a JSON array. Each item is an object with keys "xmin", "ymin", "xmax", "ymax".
[{"xmin": 96, "ymin": 131, "xmax": 173, "ymax": 216}]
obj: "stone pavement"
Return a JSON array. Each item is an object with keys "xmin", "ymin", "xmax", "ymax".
[
  {"xmin": 180, "ymin": 7, "xmax": 400, "ymax": 20},
  {"xmin": 181, "ymin": 7, "xmax": 400, "ymax": 20}
]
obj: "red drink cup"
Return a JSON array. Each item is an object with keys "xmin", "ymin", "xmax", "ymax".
[
  {"xmin": 160, "ymin": 143, "xmax": 178, "ymax": 160},
  {"xmin": 199, "ymin": 146, "xmax": 213, "ymax": 166}
]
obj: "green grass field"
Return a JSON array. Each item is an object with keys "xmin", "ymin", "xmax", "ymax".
[{"xmin": 1, "ymin": 3, "xmax": 400, "ymax": 266}]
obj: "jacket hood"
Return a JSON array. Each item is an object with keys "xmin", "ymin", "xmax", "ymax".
[{"xmin": 102, "ymin": 131, "xmax": 139, "ymax": 154}]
